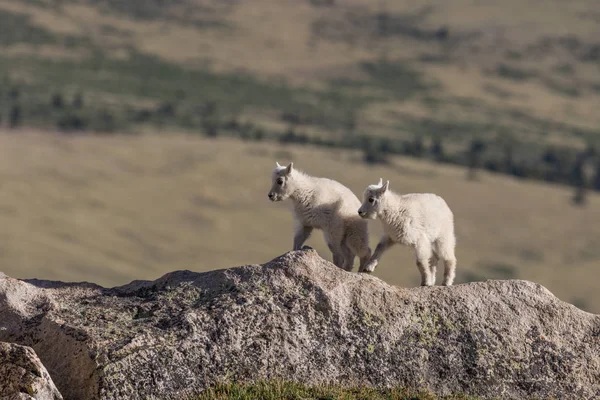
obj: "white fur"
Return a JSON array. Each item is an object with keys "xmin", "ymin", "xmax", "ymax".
[
  {"xmin": 358, "ymin": 179, "xmax": 457, "ymax": 286},
  {"xmin": 268, "ymin": 163, "xmax": 371, "ymax": 271}
]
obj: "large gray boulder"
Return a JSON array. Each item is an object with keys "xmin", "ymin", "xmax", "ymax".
[
  {"xmin": 0, "ymin": 341, "xmax": 63, "ymax": 400},
  {"xmin": 0, "ymin": 249, "xmax": 599, "ymax": 400}
]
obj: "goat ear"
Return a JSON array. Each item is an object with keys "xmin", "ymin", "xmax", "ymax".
[
  {"xmin": 286, "ymin": 162, "xmax": 294, "ymax": 174},
  {"xmin": 381, "ymin": 180, "xmax": 389, "ymax": 193},
  {"xmin": 276, "ymin": 161, "xmax": 282, "ymax": 168},
  {"xmin": 378, "ymin": 178, "xmax": 383, "ymax": 186}
]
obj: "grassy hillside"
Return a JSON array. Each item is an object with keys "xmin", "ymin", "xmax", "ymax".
[
  {"xmin": 0, "ymin": 0, "xmax": 599, "ymax": 178},
  {"xmin": 0, "ymin": 1, "xmax": 599, "ymax": 313},
  {"xmin": 1, "ymin": 130, "xmax": 599, "ymax": 313}
]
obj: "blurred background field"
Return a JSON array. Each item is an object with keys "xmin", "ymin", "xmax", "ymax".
[{"xmin": 0, "ymin": 0, "xmax": 599, "ymax": 312}]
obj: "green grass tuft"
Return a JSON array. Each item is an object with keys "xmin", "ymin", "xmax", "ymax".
[{"xmin": 193, "ymin": 380, "xmax": 480, "ymax": 400}]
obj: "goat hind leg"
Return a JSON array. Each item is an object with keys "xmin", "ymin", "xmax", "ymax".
[{"xmin": 414, "ymin": 242, "xmax": 433, "ymax": 287}]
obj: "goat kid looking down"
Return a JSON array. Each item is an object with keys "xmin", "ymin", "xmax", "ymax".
[{"xmin": 358, "ymin": 179, "xmax": 457, "ymax": 286}]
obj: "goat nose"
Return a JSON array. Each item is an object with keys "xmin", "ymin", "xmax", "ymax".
[{"xmin": 268, "ymin": 193, "xmax": 274, "ymax": 199}]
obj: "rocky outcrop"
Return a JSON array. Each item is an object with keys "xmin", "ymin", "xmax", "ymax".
[
  {"xmin": 0, "ymin": 249, "xmax": 599, "ymax": 400},
  {"xmin": 0, "ymin": 341, "xmax": 63, "ymax": 400}
]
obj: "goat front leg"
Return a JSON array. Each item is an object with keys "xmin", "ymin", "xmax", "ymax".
[
  {"xmin": 360, "ymin": 235, "xmax": 394, "ymax": 273},
  {"xmin": 293, "ymin": 225, "xmax": 313, "ymax": 251}
]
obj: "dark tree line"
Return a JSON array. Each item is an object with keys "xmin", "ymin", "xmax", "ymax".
[{"xmin": 2, "ymin": 86, "xmax": 600, "ymax": 205}]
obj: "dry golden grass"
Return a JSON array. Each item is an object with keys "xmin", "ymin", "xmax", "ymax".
[
  {"xmin": 0, "ymin": 129, "xmax": 599, "ymax": 313},
  {"xmin": 1, "ymin": 0, "xmax": 599, "ymax": 312},
  {"xmin": 3, "ymin": 0, "xmax": 599, "ymax": 139}
]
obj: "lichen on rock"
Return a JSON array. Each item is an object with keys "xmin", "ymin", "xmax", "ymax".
[
  {"xmin": 0, "ymin": 341, "xmax": 63, "ymax": 400},
  {"xmin": 1, "ymin": 249, "xmax": 599, "ymax": 400}
]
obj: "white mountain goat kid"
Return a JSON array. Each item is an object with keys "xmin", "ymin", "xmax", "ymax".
[
  {"xmin": 357, "ymin": 179, "xmax": 457, "ymax": 286},
  {"xmin": 268, "ymin": 162, "xmax": 371, "ymax": 271}
]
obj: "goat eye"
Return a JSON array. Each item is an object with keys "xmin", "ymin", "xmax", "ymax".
[
  {"xmin": 277, "ymin": 178, "xmax": 284, "ymax": 185},
  {"xmin": 368, "ymin": 197, "xmax": 375, "ymax": 203}
]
